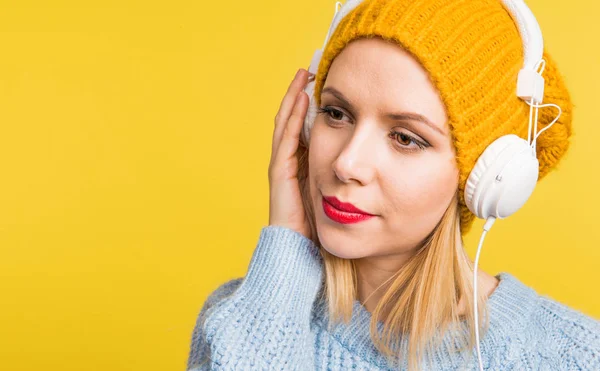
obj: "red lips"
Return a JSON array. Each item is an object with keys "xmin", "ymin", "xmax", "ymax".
[
  {"xmin": 322, "ymin": 196, "xmax": 374, "ymax": 215},
  {"xmin": 322, "ymin": 195, "xmax": 376, "ymax": 225}
]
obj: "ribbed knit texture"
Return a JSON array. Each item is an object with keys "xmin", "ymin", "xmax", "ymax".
[
  {"xmin": 311, "ymin": 0, "xmax": 574, "ymax": 235},
  {"xmin": 186, "ymin": 226, "xmax": 600, "ymax": 370}
]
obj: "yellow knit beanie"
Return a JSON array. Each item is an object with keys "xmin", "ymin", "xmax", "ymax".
[{"xmin": 313, "ymin": 0, "xmax": 574, "ymax": 235}]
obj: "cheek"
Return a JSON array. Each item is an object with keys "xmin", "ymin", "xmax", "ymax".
[
  {"xmin": 307, "ymin": 125, "xmax": 327, "ymax": 202},
  {"xmin": 387, "ymin": 155, "xmax": 458, "ymax": 212},
  {"xmin": 308, "ymin": 119, "xmax": 338, "ymax": 177},
  {"xmin": 419, "ymin": 158, "xmax": 459, "ymax": 212},
  {"xmin": 310, "ymin": 117, "xmax": 332, "ymax": 149}
]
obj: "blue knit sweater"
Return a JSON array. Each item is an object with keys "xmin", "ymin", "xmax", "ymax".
[{"xmin": 186, "ymin": 225, "xmax": 600, "ymax": 370}]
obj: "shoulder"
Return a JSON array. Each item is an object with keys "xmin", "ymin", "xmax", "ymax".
[
  {"xmin": 187, "ymin": 278, "xmax": 244, "ymax": 369},
  {"xmin": 190, "ymin": 277, "xmax": 245, "ymax": 338},
  {"xmin": 536, "ymin": 294, "xmax": 600, "ymax": 339},
  {"xmin": 534, "ymin": 294, "xmax": 600, "ymax": 370},
  {"xmin": 200, "ymin": 277, "xmax": 244, "ymax": 315}
]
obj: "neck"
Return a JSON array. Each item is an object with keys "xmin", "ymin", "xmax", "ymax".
[
  {"xmin": 353, "ymin": 251, "xmax": 415, "ymax": 321},
  {"xmin": 355, "ymin": 257, "xmax": 500, "ymax": 322}
]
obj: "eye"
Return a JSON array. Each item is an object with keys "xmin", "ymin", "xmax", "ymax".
[
  {"xmin": 388, "ymin": 130, "xmax": 429, "ymax": 152},
  {"xmin": 317, "ymin": 106, "xmax": 350, "ymax": 124},
  {"xmin": 317, "ymin": 106, "xmax": 430, "ymax": 153}
]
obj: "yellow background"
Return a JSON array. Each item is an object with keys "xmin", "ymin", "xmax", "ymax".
[{"xmin": 0, "ymin": 0, "xmax": 598, "ymax": 370}]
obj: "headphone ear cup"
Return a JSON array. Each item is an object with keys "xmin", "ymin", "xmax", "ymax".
[
  {"xmin": 464, "ymin": 134, "xmax": 539, "ymax": 220},
  {"xmin": 302, "ymin": 79, "xmax": 318, "ymax": 147},
  {"xmin": 465, "ymin": 135, "xmax": 513, "ymax": 209},
  {"xmin": 464, "ymin": 144, "xmax": 499, "ymax": 209},
  {"xmin": 302, "ymin": 48, "xmax": 324, "ymax": 148}
]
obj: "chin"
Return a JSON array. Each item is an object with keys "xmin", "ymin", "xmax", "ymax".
[{"xmin": 315, "ymin": 225, "xmax": 370, "ymax": 260}]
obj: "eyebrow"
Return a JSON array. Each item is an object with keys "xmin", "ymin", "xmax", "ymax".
[{"xmin": 321, "ymin": 86, "xmax": 446, "ymax": 136}]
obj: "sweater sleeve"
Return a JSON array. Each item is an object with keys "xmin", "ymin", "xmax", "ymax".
[
  {"xmin": 539, "ymin": 296, "xmax": 600, "ymax": 370},
  {"xmin": 186, "ymin": 225, "xmax": 324, "ymax": 371}
]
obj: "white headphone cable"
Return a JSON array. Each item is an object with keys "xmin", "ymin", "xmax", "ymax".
[
  {"xmin": 526, "ymin": 99, "xmax": 563, "ymax": 152},
  {"xmin": 474, "ymin": 216, "xmax": 496, "ymax": 371}
]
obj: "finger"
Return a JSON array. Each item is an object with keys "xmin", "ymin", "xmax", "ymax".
[
  {"xmin": 274, "ymin": 91, "xmax": 308, "ymax": 174},
  {"xmin": 272, "ymin": 69, "xmax": 311, "ymax": 156}
]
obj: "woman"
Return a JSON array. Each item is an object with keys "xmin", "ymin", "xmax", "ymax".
[{"xmin": 187, "ymin": 0, "xmax": 600, "ymax": 370}]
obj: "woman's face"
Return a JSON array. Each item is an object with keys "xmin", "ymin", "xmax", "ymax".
[{"xmin": 308, "ymin": 37, "xmax": 459, "ymax": 260}]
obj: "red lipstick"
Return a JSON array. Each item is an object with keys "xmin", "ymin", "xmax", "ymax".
[{"xmin": 322, "ymin": 195, "xmax": 375, "ymax": 224}]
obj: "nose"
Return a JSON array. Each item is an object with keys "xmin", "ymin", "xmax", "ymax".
[{"xmin": 332, "ymin": 124, "xmax": 377, "ymax": 185}]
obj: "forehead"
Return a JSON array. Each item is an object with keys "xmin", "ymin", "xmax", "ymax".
[{"xmin": 324, "ymin": 37, "xmax": 448, "ymax": 132}]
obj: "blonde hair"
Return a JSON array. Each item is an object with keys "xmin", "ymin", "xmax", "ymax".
[{"xmin": 297, "ymin": 137, "xmax": 491, "ymax": 370}]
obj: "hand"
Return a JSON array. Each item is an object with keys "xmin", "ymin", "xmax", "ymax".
[{"xmin": 268, "ymin": 68, "xmax": 313, "ymax": 240}]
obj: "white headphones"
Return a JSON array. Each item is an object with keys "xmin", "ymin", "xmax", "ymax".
[{"xmin": 302, "ymin": 1, "xmax": 563, "ymax": 370}]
